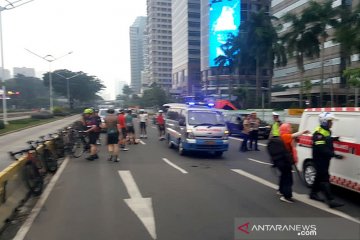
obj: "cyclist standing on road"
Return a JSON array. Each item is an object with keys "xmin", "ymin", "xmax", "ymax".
[
  {"xmin": 125, "ymin": 109, "xmax": 135, "ymax": 144},
  {"xmin": 103, "ymin": 109, "xmax": 119, "ymax": 162},
  {"xmin": 156, "ymin": 110, "xmax": 165, "ymax": 140},
  {"xmin": 93, "ymin": 109, "xmax": 102, "ymax": 145},
  {"xmin": 117, "ymin": 109, "xmax": 129, "ymax": 151},
  {"xmin": 83, "ymin": 108, "xmax": 99, "ymax": 161},
  {"xmin": 309, "ymin": 112, "xmax": 344, "ymax": 208},
  {"xmin": 139, "ymin": 109, "xmax": 148, "ymax": 139}
]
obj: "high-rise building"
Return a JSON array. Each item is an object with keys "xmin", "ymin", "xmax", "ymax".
[
  {"xmin": 13, "ymin": 67, "xmax": 36, "ymax": 78},
  {"xmin": 146, "ymin": 0, "xmax": 172, "ymax": 90},
  {"xmin": 271, "ymin": 0, "xmax": 360, "ymax": 107},
  {"xmin": 172, "ymin": 0, "xmax": 201, "ymax": 96},
  {"xmin": 200, "ymin": 0, "xmax": 271, "ymax": 105},
  {"xmin": 130, "ymin": 16, "xmax": 147, "ymax": 94}
]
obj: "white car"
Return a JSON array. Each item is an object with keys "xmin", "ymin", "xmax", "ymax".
[{"xmin": 296, "ymin": 107, "xmax": 360, "ymax": 193}]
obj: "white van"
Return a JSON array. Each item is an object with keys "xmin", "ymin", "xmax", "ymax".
[
  {"xmin": 296, "ymin": 107, "xmax": 360, "ymax": 193},
  {"xmin": 164, "ymin": 103, "xmax": 229, "ymax": 157}
]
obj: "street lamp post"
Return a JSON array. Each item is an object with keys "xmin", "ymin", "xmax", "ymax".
[
  {"xmin": 0, "ymin": 0, "xmax": 34, "ymax": 124},
  {"xmin": 25, "ymin": 49, "xmax": 73, "ymax": 112},
  {"xmin": 54, "ymin": 72, "xmax": 83, "ymax": 109}
]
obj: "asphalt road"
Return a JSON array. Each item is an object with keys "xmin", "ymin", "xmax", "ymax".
[
  {"xmin": 0, "ymin": 114, "xmax": 82, "ymax": 171},
  {"xmin": 5, "ymin": 121, "xmax": 360, "ymax": 240}
]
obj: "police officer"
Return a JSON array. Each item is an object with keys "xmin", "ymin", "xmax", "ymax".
[
  {"xmin": 309, "ymin": 112, "xmax": 344, "ymax": 208},
  {"xmin": 270, "ymin": 112, "xmax": 281, "ymax": 137}
]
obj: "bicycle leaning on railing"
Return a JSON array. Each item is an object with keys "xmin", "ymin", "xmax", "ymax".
[
  {"xmin": 64, "ymin": 128, "xmax": 90, "ymax": 158},
  {"xmin": 9, "ymin": 144, "xmax": 46, "ymax": 196}
]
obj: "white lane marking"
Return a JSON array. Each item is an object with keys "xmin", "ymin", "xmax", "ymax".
[
  {"xmin": 229, "ymin": 136, "xmax": 267, "ymax": 146},
  {"xmin": 139, "ymin": 140, "xmax": 146, "ymax": 145},
  {"xmin": 231, "ymin": 169, "xmax": 360, "ymax": 224},
  {"xmin": 118, "ymin": 171, "xmax": 142, "ymax": 198},
  {"xmin": 248, "ymin": 158, "xmax": 296, "ymax": 173},
  {"xmin": 118, "ymin": 171, "xmax": 157, "ymax": 239},
  {"xmin": 13, "ymin": 157, "xmax": 70, "ymax": 240},
  {"xmin": 248, "ymin": 158, "xmax": 273, "ymax": 166},
  {"xmin": 162, "ymin": 158, "xmax": 188, "ymax": 174}
]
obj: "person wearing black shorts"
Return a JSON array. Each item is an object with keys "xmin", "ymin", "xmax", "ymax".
[{"xmin": 103, "ymin": 109, "xmax": 120, "ymax": 162}]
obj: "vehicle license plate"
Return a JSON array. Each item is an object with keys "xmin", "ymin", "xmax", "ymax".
[{"xmin": 205, "ymin": 141, "xmax": 215, "ymax": 145}]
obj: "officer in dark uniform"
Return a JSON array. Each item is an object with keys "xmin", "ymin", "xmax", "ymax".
[{"xmin": 310, "ymin": 112, "xmax": 344, "ymax": 208}]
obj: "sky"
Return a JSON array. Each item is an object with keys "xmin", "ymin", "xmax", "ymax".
[{"xmin": 1, "ymin": 0, "xmax": 147, "ymax": 100}]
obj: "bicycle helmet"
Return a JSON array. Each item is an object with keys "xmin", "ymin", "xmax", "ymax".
[
  {"xmin": 319, "ymin": 112, "xmax": 335, "ymax": 128},
  {"xmin": 83, "ymin": 108, "xmax": 93, "ymax": 114}
]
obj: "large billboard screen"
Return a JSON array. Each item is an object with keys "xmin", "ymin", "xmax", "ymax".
[{"xmin": 209, "ymin": 0, "xmax": 240, "ymax": 67}]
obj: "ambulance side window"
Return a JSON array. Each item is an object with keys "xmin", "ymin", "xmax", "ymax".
[{"xmin": 331, "ymin": 115, "xmax": 358, "ymax": 142}]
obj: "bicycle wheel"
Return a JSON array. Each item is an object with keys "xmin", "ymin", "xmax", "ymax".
[
  {"xmin": 23, "ymin": 162, "xmax": 43, "ymax": 196},
  {"xmin": 72, "ymin": 138, "xmax": 85, "ymax": 158},
  {"xmin": 43, "ymin": 149, "xmax": 58, "ymax": 173}
]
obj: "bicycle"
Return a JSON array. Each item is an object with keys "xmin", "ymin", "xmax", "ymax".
[
  {"xmin": 67, "ymin": 129, "xmax": 90, "ymax": 158},
  {"xmin": 9, "ymin": 146, "xmax": 45, "ymax": 196}
]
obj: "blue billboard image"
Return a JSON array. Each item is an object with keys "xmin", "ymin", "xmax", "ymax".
[{"xmin": 209, "ymin": 0, "xmax": 240, "ymax": 67}]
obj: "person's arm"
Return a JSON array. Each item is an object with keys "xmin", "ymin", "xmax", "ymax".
[{"xmin": 292, "ymin": 130, "xmax": 310, "ymax": 138}]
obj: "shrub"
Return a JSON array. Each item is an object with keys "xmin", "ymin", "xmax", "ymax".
[
  {"xmin": 0, "ymin": 120, "xmax": 5, "ymax": 129},
  {"xmin": 31, "ymin": 111, "xmax": 54, "ymax": 119},
  {"xmin": 53, "ymin": 106, "xmax": 70, "ymax": 116}
]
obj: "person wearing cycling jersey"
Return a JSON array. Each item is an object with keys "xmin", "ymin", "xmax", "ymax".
[
  {"xmin": 139, "ymin": 109, "xmax": 148, "ymax": 138},
  {"xmin": 117, "ymin": 109, "xmax": 129, "ymax": 151},
  {"xmin": 156, "ymin": 110, "xmax": 165, "ymax": 140},
  {"xmin": 83, "ymin": 108, "xmax": 99, "ymax": 161}
]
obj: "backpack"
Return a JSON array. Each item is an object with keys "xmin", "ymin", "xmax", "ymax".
[{"xmin": 266, "ymin": 137, "xmax": 292, "ymax": 167}]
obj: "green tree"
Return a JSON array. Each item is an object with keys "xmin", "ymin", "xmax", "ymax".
[
  {"xmin": 6, "ymin": 74, "xmax": 49, "ymax": 109},
  {"xmin": 122, "ymin": 85, "xmax": 133, "ymax": 97},
  {"xmin": 140, "ymin": 85, "xmax": 169, "ymax": 108},
  {"xmin": 214, "ymin": 33, "xmax": 238, "ymax": 101},
  {"xmin": 343, "ymin": 68, "xmax": 360, "ymax": 107},
  {"xmin": 282, "ymin": 12, "xmax": 320, "ymax": 108},
  {"xmin": 44, "ymin": 69, "xmax": 105, "ymax": 103},
  {"xmin": 304, "ymin": 0, "xmax": 338, "ymax": 105}
]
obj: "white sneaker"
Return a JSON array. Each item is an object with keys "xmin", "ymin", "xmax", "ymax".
[{"xmin": 121, "ymin": 148, "xmax": 129, "ymax": 151}]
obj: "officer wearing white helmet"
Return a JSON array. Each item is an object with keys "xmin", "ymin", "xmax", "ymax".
[
  {"xmin": 270, "ymin": 112, "xmax": 281, "ymax": 137},
  {"xmin": 310, "ymin": 112, "xmax": 344, "ymax": 208}
]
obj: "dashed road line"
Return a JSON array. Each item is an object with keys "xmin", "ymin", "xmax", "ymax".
[
  {"xmin": 248, "ymin": 158, "xmax": 273, "ymax": 166},
  {"xmin": 231, "ymin": 169, "xmax": 360, "ymax": 224},
  {"xmin": 162, "ymin": 158, "xmax": 188, "ymax": 174}
]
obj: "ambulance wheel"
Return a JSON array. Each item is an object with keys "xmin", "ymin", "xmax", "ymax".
[{"xmin": 303, "ymin": 161, "xmax": 316, "ymax": 187}]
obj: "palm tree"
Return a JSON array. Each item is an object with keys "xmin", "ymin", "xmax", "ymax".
[
  {"xmin": 239, "ymin": 10, "xmax": 283, "ymax": 107},
  {"xmin": 303, "ymin": 0, "xmax": 338, "ymax": 106},
  {"xmin": 333, "ymin": 3, "xmax": 360, "ymax": 105},
  {"xmin": 343, "ymin": 68, "xmax": 360, "ymax": 107},
  {"xmin": 214, "ymin": 33, "xmax": 239, "ymax": 101},
  {"xmin": 282, "ymin": 13, "xmax": 320, "ymax": 108}
]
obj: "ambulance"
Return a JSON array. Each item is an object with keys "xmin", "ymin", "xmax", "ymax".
[
  {"xmin": 296, "ymin": 107, "xmax": 360, "ymax": 193},
  {"xmin": 164, "ymin": 103, "xmax": 229, "ymax": 157}
]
